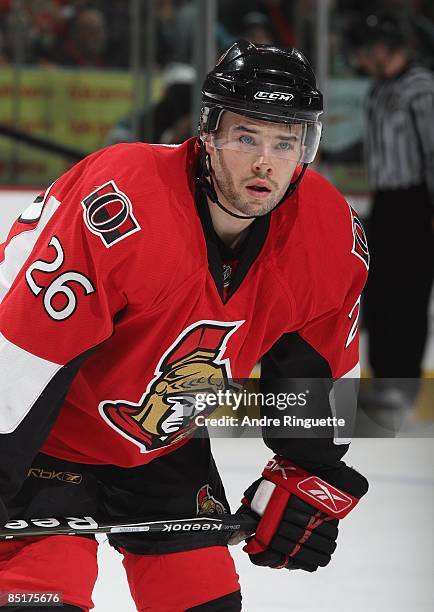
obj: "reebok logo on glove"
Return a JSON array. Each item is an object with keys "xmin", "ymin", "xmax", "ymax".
[
  {"xmin": 238, "ymin": 454, "xmax": 369, "ymax": 572},
  {"xmin": 297, "ymin": 477, "xmax": 353, "ymax": 514},
  {"xmin": 265, "ymin": 457, "xmax": 297, "ymax": 479},
  {"xmin": 262, "ymin": 456, "xmax": 360, "ymax": 519}
]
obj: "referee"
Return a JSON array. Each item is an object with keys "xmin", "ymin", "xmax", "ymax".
[{"xmin": 351, "ymin": 12, "xmax": 434, "ymax": 408}]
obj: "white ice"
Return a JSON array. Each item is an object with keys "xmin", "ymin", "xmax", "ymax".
[{"xmin": 92, "ymin": 437, "xmax": 434, "ymax": 612}]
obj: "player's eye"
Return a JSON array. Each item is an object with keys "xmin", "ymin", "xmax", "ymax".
[
  {"xmin": 275, "ymin": 140, "xmax": 295, "ymax": 151},
  {"xmin": 239, "ymin": 134, "xmax": 256, "ymax": 146}
]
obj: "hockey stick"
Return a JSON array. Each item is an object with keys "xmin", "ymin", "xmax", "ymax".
[{"xmin": 0, "ymin": 514, "xmax": 257, "ymax": 541}]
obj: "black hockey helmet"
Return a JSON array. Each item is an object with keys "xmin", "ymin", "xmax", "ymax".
[
  {"xmin": 200, "ymin": 40, "xmax": 323, "ymax": 150},
  {"xmin": 197, "ymin": 40, "xmax": 323, "ymax": 219},
  {"xmin": 347, "ymin": 11, "xmax": 411, "ymax": 51}
]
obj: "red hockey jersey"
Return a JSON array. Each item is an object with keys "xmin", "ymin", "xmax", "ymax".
[{"xmin": 0, "ymin": 138, "xmax": 368, "ymax": 502}]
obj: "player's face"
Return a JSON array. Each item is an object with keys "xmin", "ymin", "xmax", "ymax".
[
  {"xmin": 355, "ymin": 44, "xmax": 389, "ymax": 78},
  {"xmin": 206, "ymin": 111, "xmax": 302, "ymax": 217}
]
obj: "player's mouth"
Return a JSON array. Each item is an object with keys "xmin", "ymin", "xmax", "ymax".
[{"xmin": 245, "ymin": 180, "xmax": 272, "ymax": 199}]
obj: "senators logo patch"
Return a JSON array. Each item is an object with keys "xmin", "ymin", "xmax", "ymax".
[
  {"xmin": 197, "ymin": 484, "xmax": 226, "ymax": 515},
  {"xmin": 82, "ymin": 180, "xmax": 140, "ymax": 247},
  {"xmin": 99, "ymin": 320, "xmax": 244, "ymax": 454},
  {"xmin": 348, "ymin": 204, "xmax": 369, "ymax": 270}
]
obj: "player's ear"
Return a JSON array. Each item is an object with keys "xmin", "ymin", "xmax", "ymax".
[{"xmin": 203, "ymin": 136, "xmax": 215, "ymax": 156}]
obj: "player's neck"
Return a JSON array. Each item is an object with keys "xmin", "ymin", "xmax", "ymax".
[{"xmin": 207, "ymin": 199, "xmax": 254, "ymax": 250}]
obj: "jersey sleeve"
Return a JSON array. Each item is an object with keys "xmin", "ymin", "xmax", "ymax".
[
  {"xmin": 0, "ymin": 149, "xmax": 141, "ymax": 506},
  {"xmin": 260, "ymin": 204, "xmax": 368, "ymax": 472}
]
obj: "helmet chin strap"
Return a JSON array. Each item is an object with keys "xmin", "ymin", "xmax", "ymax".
[{"xmin": 197, "ymin": 145, "xmax": 308, "ymax": 220}]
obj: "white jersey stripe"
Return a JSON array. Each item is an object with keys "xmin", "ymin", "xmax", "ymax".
[
  {"xmin": 0, "ymin": 195, "xmax": 61, "ymax": 304},
  {"xmin": 329, "ymin": 362, "xmax": 360, "ymax": 446},
  {"xmin": 342, "ymin": 362, "xmax": 361, "ymax": 379},
  {"xmin": 0, "ymin": 332, "xmax": 62, "ymax": 433}
]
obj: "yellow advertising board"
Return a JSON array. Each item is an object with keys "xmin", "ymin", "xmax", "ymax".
[{"xmin": 0, "ymin": 68, "xmax": 160, "ymax": 185}]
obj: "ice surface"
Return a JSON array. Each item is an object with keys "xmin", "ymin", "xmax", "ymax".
[{"xmin": 92, "ymin": 437, "xmax": 434, "ymax": 611}]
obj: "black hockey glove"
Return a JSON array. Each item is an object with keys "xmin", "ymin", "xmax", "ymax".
[{"xmin": 238, "ymin": 456, "xmax": 368, "ymax": 571}]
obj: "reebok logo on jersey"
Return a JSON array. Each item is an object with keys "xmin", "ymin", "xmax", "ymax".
[
  {"xmin": 82, "ymin": 180, "xmax": 140, "ymax": 247},
  {"xmin": 28, "ymin": 468, "xmax": 83, "ymax": 484},
  {"xmin": 297, "ymin": 476, "xmax": 353, "ymax": 514}
]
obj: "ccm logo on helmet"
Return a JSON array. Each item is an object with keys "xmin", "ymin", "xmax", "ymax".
[{"xmin": 254, "ymin": 91, "xmax": 294, "ymax": 102}]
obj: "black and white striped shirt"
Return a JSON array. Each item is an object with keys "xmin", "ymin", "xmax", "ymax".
[{"xmin": 364, "ymin": 64, "xmax": 434, "ymax": 198}]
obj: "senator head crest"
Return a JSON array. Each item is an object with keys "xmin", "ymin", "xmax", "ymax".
[{"xmin": 99, "ymin": 320, "xmax": 243, "ymax": 454}]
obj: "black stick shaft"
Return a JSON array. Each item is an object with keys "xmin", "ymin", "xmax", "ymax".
[
  {"xmin": 0, "ymin": 514, "xmax": 257, "ymax": 540},
  {"xmin": 0, "ymin": 123, "xmax": 86, "ymax": 160}
]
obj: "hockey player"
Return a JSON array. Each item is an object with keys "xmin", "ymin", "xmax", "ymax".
[{"xmin": 0, "ymin": 41, "xmax": 369, "ymax": 611}]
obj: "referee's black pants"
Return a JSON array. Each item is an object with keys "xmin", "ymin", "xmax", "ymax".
[{"xmin": 364, "ymin": 185, "xmax": 434, "ymax": 380}]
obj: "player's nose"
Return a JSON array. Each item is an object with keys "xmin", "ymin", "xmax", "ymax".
[{"xmin": 252, "ymin": 154, "xmax": 273, "ymax": 175}]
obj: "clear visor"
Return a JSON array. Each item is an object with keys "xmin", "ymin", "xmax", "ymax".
[{"xmin": 208, "ymin": 118, "xmax": 322, "ymax": 163}]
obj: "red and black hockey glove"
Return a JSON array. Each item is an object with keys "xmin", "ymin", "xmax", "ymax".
[{"xmin": 238, "ymin": 456, "xmax": 368, "ymax": 571}]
